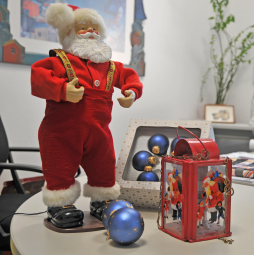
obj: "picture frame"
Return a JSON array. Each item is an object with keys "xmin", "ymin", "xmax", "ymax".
[
  {"xmin": 1, "ymin": 0, "xmax": 135, "ymax": 65},
  {"xmin": 205, "ymin": 104, "xmax": 235, "ymax": 123}
]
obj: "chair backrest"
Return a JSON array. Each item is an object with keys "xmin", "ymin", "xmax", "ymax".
[{"xmin": 0, "ymin": 117, "xmax": 10, "ymax": 163}]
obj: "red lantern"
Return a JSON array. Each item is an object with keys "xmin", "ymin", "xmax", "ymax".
[{"xmin": 158, "ymin": 126, "xmax": 233, "ymax": 243}]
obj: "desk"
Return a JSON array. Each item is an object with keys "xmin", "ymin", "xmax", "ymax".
[{"xmin": 11, "ymin": 176, "xmax": 254, "ymax": 255}]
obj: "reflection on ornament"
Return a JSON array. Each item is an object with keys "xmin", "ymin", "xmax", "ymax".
[
  {"xmin": 137, "ymin": 170, "xmax": 159, "ymax": 182},
  {"xmin": 107, "ymin": 208, "xmax": 144, "ymax": 245},
  {"xmin": 102, "ymin": 200, "xmax": 133, "ymax": 229},
  {"xmin": 170, "ymin": 136, "xmax": 187, "ymax": 154},
  {"xmin": 132, "ymin": 151, "xmax": 155, "ymax": 171},
  {"xmin": 148, "ymin": 134, "xmax": 169, "ymax": 156}
]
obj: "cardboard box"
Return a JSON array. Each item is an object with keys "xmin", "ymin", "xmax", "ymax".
[{"xmin": 116, "ymin": 119, "xmax": 213, "ymax": 208}]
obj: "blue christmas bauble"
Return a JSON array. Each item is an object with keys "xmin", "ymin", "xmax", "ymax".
[
  {"xmin": 102, "ymin": 200, "xmax": 133, "ymax": 229},
  {"xmin": 132, "ymin": 151, "xmax": 154, "ymax": 171},
  {"xmin": 148, "ymin": 134, "xmax": 169, "ymax": 156},
  {"xmin": 107, "ymin": 208, "xmax": 144, "ymax": 245},
  {"xmin": 137, "ymin": 171, "xmax": 159, "ymax": 182},
  {"xmin": 170, "ymin": 136, "xmax": 187, "ymax": 153}
]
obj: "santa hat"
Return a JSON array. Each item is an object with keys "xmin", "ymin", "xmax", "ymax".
[
  {"xmin": 45, "ymin": 3, "xmax": 107, "ymax": 44},
  {"xmin": 202, "ymin": 176, "xmax": 210, "ymax": 184},
  {"xmin": 167, "ymin": 172, "xmax": 173, "ymax": 180}
]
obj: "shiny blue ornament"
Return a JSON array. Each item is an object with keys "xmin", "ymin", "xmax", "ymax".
[
  {"xmin": 137, "ymin": 171, "xmax": 159, "ymax": 182},
  {"xmin": 170, "ymin": 136, "xmax": 187, "ymax": 154},
  {"xmin": 148, "ymin": 134, "xmax": 169, "ymax": 156},
  {"xmin": 107, "ymin": 208, "xmax": 144, "ymax": 245},
  {"xmin": 102, "ymin": 200, "xmax": 133, "ymax": 229},
  {"xmin": 132, "ymin": 151, "xmax": 154, "ymax": 171}
]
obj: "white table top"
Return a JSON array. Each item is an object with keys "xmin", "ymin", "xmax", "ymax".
[{"xmin": 11, "ymin": 176, "xmax": 254, "ymax": 255}]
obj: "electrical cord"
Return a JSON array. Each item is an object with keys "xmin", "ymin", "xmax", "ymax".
[{"xmin": 0, "ymin": 210, "xmax": 47, "ymax": 225}]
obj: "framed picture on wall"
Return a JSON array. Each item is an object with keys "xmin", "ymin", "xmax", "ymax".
[
  {"xmin": 205, "ymin": 104, "xmax": 235, "ymax": 123},
  {"xmin": 0, "ymin": 0, "xmax": 134, "ymax": 65}
]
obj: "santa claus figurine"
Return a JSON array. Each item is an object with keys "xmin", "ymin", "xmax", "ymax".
[
  {"xmin": 167, "ymin": 171, "xmax": 182, "ymax": 220},
  {"xmin": 31, "ymin": 3, "xmax": 143, "ymax": 228},
  {"xmin": 202, "ymin": 176, "xmax": 224, "ymax": 224}
]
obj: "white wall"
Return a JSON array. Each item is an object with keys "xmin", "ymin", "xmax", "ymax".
[{"xmin": 1, "ymin": 0, "xmax": 254, "ymax": 189}]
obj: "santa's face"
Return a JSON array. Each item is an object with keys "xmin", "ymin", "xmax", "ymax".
[
  {"xmin": 75, "ymin": 22, "xmax": 100, "ymax": 39},
  {"xmin": 62, "ymin": 21, "xmax": 112, "ymax": 63}
]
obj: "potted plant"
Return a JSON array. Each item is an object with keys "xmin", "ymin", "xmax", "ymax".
[{"xmin": 201, "ymin": 0, "xmax": 254, "ymax": 105}]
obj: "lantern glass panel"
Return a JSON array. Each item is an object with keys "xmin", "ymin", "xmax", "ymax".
[
  {"xmin": 163, "ymin": 162, "xmax": 183, "ymax": 238},
  {"xmin": 196, "ymin": 164, "xmax": 226, "ymax": 239}
]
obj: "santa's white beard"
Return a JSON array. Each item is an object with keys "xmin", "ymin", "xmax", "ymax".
[{"xmin": 62, "ymin": 31, "xmax": 112, "ymax": 63}]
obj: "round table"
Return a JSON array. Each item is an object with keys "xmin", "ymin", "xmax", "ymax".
[{"xmin": 11, "ymin": 178, "xmax": 254, "ymax": 255}]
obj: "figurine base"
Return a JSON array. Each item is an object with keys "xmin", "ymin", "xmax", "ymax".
[{"xmin": 44, "ymin": 211, "xmax": 104, "ymax": 233}]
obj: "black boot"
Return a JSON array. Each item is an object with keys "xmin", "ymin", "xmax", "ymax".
[
  {"xmin": 209, "ymin": 212, "xmax": 217, "ymax": 223},
  {"xmin": 90, "ymin": 200, "xmax": 112, "ymax": 221},
  {"xmin": 172, "ymin": 209, "xmax": 177, "ymax": 220},
  {"xmin": 47, "ymin": 205, "xmax": 84, "ymax": 228}
]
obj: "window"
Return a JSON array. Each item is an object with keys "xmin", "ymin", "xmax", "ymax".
[{"xmin": 11, "ymin": 48, "xmax": 15, "ymax": 54}]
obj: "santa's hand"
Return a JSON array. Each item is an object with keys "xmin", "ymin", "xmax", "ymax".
[
  {"xmin": 66, "ymin": 78, "xmax": 84, "ymax": 103},
  {"xmin": 117, "ymin": 90, "xmax": 136, "ymax": 108}
]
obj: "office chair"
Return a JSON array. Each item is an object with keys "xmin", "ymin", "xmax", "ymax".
[
  {"xmin": 0, "ymin": 116, "xmax": 81, "ymax": 251},
  {"xmin": 0, "ymin": 116, "xmax": 43, "ymax": 251}
]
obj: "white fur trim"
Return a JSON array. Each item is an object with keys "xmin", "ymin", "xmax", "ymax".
[
  {"xmin": 208, "ymin": 207, "xmax": 217, "ymax": 213},
  {"xmin": 126, "ymin": 90, "xmax": 136, "ymax": 101},
  {"xmin": 83, "ymin": 182, "xmax": 121, "ymax": 202},
  {"xmin": 171, "ymin": 204, "xmax": 176, "ymax": 210},
  {"xmin": 46, "ymin": 3, "xmax": 75, "ymax": 30},
  {"xmin": 203, "ymin": 176, "xmax": 210, "ymax": 184},
  {"xmin": 42, "ymin": 180, "xmax": 81, "ymax": 207}
]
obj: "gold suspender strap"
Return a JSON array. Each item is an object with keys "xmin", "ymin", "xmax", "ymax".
[
  {"xmin": 49, "ymin": 50, "xmax": 115, "ymax": 91},
  {"xmin": 49, "ymin": 49, "xmax": 80, "ymax": 87},
  {"xmin": 105, "ymin": 60, "xmax": 115, "ymax": 91}
]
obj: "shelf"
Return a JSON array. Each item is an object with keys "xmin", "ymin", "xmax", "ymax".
[{"xmin": 213, "ymin": 123, "xmax": 254, "ymax": 131}]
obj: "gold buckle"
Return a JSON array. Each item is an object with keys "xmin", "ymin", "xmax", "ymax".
[{"xmin": 62, "ymin": 205, "xmax": 74, "ymax": 209}]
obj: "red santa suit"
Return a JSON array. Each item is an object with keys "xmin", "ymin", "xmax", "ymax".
[
  {"xmin": 205, "ymin": 181, "xmax": 224, "ymax": 213},
  {"xmin": 31, "ymin": 54, "xmax": 143, "ymax": 207},
  {"xmin": 164, "ymin": 193, "xmax": 171, "ymax": 212},
  {"xmin": 170, "ymin": 179, "xmax": 182, "ymax": 210}
]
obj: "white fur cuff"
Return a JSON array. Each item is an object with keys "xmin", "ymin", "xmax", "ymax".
[
  {"xmin": 42, "ymin": 180, "xmax": 81, "ymax": 207},
  {"xmin": 83, "ymin": 182, "xmax": 121, "ymax": 202}
]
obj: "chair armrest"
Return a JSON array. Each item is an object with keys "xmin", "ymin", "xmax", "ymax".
[
  {"xmin": 9, "ymin": 147, "xmax": 40, "ymax": 152},
  {"xmin": 0, "ymin": 163, "xmax": 42, "ymax": 174},
  {"xmin": 0, "ymin": 225, "xmax": 9, "ymax": 237},
  {"xmin": 75, "ymin": 166, "xmax": 81, "ymax": 178}
]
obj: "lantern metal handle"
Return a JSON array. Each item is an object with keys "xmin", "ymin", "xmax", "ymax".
[{"xmin": 176, "ymin": 126, "xmax": 208, "ymax": 155}]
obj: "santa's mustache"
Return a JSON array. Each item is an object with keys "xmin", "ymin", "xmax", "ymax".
[{"xmin": 77, "ymin": 32, "xmax": 100, "ymax": 40}]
